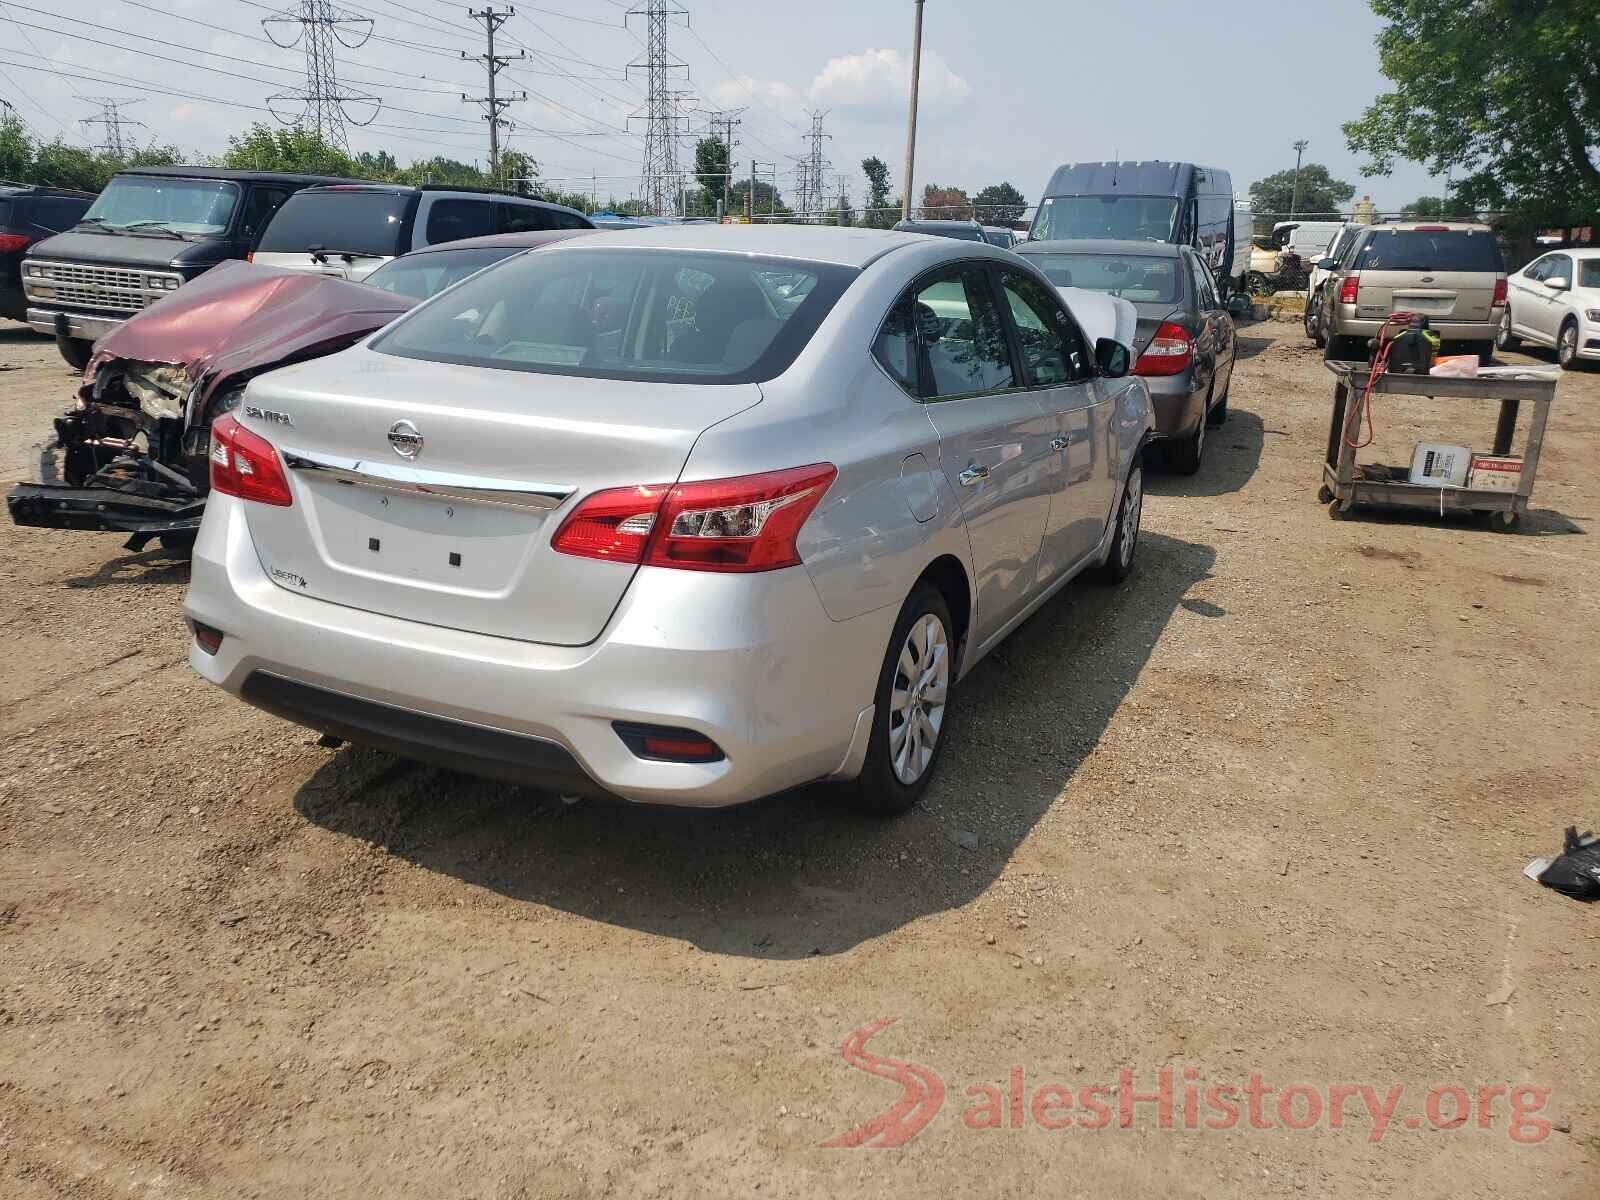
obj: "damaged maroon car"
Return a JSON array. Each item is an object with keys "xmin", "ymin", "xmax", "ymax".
[{"xmin": 7, "ymin": 229, "xmax": 590, "ymax": 551}]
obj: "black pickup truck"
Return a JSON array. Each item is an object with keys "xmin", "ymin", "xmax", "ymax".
[{"xmin": 20, "ymin": 165, "xmax": 359, "ymax": 369}]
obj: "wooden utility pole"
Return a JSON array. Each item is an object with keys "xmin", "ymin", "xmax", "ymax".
[{"xmin": 900, "ymin": 0, "xmax": 924, "ymax": 222}]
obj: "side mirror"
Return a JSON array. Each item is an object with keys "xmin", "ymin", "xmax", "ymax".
[
  {"xmin": 1095, "ymin": 337, "xmax": 1131, "ymax": 378},
  {"xmin": 1317, "ymin": 258, "xmax": 1338, "ymax": 271},
  {"xmin": 1543, "ymin": 276, "xmax": 1569, "ymax": 291}
]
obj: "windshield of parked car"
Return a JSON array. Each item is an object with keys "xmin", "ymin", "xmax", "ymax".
[
  {"xmin": 80, "ymin": 176, "xmax": 239, "ymax": 235},
  {"xmin": 1352, "ymin": 230, "xmax": 1504, "ymax": 272},
  {"xmin": 1580, "ymin": 259, "xmax": 1600, "ymax": 289},
  {"xmin": 365, "ymin": 246, "xmax": 521, "ymax": 299},
  {"xmin": 256, "ymin": 191, "xmax": 411, "ymax": 257},
  {"xmin": 1030, "ymin": 195, "xmax": 1180, "ymax": 242},
  {"xmin": 371, "ymin": 248, "xmax": 858, "ymax": 384},
  {"xmin": 1017, "ymin": 252, "xmax": 1182, "ymax": 304}
]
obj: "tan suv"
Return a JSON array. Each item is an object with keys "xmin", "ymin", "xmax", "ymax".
[{"xmin": 1315, "ymin": 222, "xmax": 1507, "ymax": 363}]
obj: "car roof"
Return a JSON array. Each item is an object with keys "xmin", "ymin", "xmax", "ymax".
[
  {"xmin": 292, "ymin": 183, "xmax": 582, "ymax": 210},
  {"xmin": 1017, "ymin": 238, "xmax": 1185, "ymax": 258},
  {"xmin": 541, "ymin": 223, "xmax": 930, "ymax": 268},
  {"xmin": 0, "ymin": 184, "xmax": 97, "ymax": 199},
  {"xmin": 895, "ymin": 219, "xmax": 981, "ymax": 230},
  {"xmin": 1358, "ymin": 221, "xmax": 1494, "ymax": 234},
  {"xmin": 404, "ymin": 229, "xmax": 597, "ymax": 255},
  {"xmin": 118, "ymin": 165, "xmax": 360, "ymax": 186}
]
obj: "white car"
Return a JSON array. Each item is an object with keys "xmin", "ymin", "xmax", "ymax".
[
  {"xmin": 1303, "ymin": 223, "xmax": 1361, "ymax": 344},
  {"xmin": 1499, "ymin": 248, "xmax": 1600, "ymax": 368}
]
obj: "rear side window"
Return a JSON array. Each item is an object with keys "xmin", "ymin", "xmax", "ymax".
[
  {"xmin": 31, "ymin": 196, "xmax": 91, "ymax": 231},
  {"xmin": 1352, "ymin": 230, "xmax": 1504, "ymax": 273},
  {"xmin": 1581, "ymin": 259, "xmax": 1600, "ymax": 289},
  {"xmin": 425, "ymin": 198, "xmax": 495, "ymax": 244},
  {"xmin": 372, "ymin": 248, "xmax": 857, "ymax": 385},
  {"xmin": 499, "ymin": 203, "xmax": 555, "ymax": 233},
  {"xmin": 257, "ymin": 191, "xmax": 412, "ymax": 256}
]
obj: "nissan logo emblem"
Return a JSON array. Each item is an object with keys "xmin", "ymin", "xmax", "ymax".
[{"xmin": 388, "ymin": 420, "xmax": 424, "ymax": 459}]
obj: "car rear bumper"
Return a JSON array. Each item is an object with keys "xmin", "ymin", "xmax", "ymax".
[
  {"xmin": 25, "ymin": 305, "xmax": 124, "ymax": 342},
  {"xmin": 1332, "ymin": 305, "xmax": 1503, "ymax": 343},
  {"xmin": 183, "ymin": 492, "xmax": 892, "ymax": 807},
  {"xmin": 1139, "ymin": 371, "xmax": 1204, "ymax": 438}
]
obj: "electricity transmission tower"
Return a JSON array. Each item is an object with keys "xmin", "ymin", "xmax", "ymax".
[
  {"xmin": 262, "ymin": 0, "xmax": 380, "ymax": 150},
  {"xmin": 462, "ymin": 8, "xmax": 526, "ymax": 187},
  {"xmin": 626, "ymin": 2, "xmax": 689, "ymax": 216},
  {"xmin": 797, "ymin": 109, "xmax": 831, "ymax": 222},
  {"xmin": 80, "ymin": 98, "xmax": 146, "ymax": 158}
]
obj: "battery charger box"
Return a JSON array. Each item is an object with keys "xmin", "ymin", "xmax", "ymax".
[
  {"xmin": 1409, "ymin": 442, "xmax": 1471, "ymax": 487},
  {"xmin": 1467, "ymin": 454, "xmax": 1523, "ymax": 492}
]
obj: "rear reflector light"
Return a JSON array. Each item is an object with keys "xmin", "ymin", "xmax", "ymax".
[
  {"xmin": 613, "ymin": 722, "xmax": 725, "ymax": 763},
  {"xmin": 1493, "ymin": 278, "xmax": 1508, "ymax": 307},
  {"xmin": 1412, "ymin": 225, "xmax": 1448, "ymax": 232},
  {"xmin": 1339, "ymin": 273, "xmax": 1361, "ymax": 305},
  {"xmin": 192, "ymin": 621, "xmax": 224, "ymax": 655},
  {"xmin": 552, "ymin": 463, "xmax": 836, "ymax": 573},
  {"xmin": 0, "ymin": 232, "xmax": 33, "ymax": 252},
  {"xmin": 1133, "ymin": 321, "xmax": 1193, "ymax": 377},
  {"xmin": 209, "ymin": 413, "xmax": 293, "ymax": 506}
]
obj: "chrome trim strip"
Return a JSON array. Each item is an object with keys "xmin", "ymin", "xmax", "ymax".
[{"xmin": 279, "ymin": 446, "xmax": 575, "ymax": 512}]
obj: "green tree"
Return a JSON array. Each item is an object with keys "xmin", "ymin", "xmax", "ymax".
[
  {"xmin": 861, "ymin": 155, "xmax": 895, "ymax": 227},
  {"xmin": 497, "ymin": 149, "xmax": 539, "ymax": 196},
  {"xmin": 972, "ymin": 181, "xmax": 1026, "ymax": 224},
  {"xmin": 728, "ymin": 177, "xmax": 788, "ymax": 219},
  {"xmin": 1248, "ymin": 163, "xmax": 1355, "ymax": 226},
  {"xmin": 693, "ymin": 135, "xmax": 731, "ymax": 214},
  {"xmin": 223, "ymin": 124, "xmax": 358, "ymax": 177},
  {"xmin": 0, "ymin": 113, "xmax": 33, "ymax": 183},
  {"xmin": 1401, "ymin": 194, "xmax": 1476, "ymax": 219},
  {"xmin": 1343, "ymin": 0, "xmax": 1600, "ymax": 236},
  {"xmin": 540, "ymin": 189, "xmax": 594, "ymax": 213},
  {"xmin": 352, "ymin": 149, "xmax": 400, "ymax": 180}
]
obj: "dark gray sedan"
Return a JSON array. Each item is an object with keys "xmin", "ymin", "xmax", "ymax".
[{"xmin": 1015, "ymin": 239, "xmax": 1235, "ymax": 474}]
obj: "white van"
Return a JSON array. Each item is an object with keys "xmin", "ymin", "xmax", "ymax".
[{"xmin": 251, "ymin": 184, "xmax": 593, "ymax": 281}]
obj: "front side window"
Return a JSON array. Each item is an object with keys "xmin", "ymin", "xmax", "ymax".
[
  {"xmin": 999, "ymin": 270, "xmax": 1084, "ymax": 386},
  {"xmin": 1185, "ymin": 252, "xmax": 1218, "ymax": 310},
  {"xmin": 912, "ymin": 269, "xmax": 1016, "ymax": 399},
  {"xmin": 425, "ymin": 198, "xmax": 495, "ymax": 244},
  {"xmin": 1523, "ymin": 256, "xmax": 1551, "ymax": 281},
  {"xmin": 81, "ymin": 175, "xmax": 240, "ymax": 235},
  {"xmin": 1546, "ymin": 255, "xmax": 1573, "ymax": 286},
  {"xmin": 372, "ymin": 248, "xmax": 857, "ymax": 384},
  {"xmin": 239, "ymin": 187, "xmax": 291, "ymax": 241}
]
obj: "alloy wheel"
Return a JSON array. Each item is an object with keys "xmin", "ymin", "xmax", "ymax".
[
  {"xmin": 888, "ymin": 613, "xmax": 950, "ymax": 785},
  {"xmin": 1560, "ymin": 324, "xmax": 1577, "ymax": 367}
]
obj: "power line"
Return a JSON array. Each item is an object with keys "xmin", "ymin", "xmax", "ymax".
[
  {"xmin": 261, "ymin": 0, "xmax": 382, "ymax": 149},
  {"xmin": 461, "ymin": 6, "xmax": 524, "ymax": 185}
]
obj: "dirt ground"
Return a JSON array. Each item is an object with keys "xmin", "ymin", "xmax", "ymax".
[{"xmin": 0, "ymin": 315, "xmax": 1596, "ymax": 1199}]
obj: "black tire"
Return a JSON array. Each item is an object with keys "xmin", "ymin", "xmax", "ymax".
[
  {"xmin": 1474, "ymin": 340, "xmax": 1495, "ymax": 367},
  {"xmin": 1206, "ymin": 390, "xmax": 1228, "ymax": 428},
  {"xmin": 1496, "ymin": 308, "xmax": 1519, "ymax": 352},
  {"xmin": 1092, "ymin": 460, "xmax": 1143, "ymax": 584},
  {"xmin": 56, "ymin": 334, "xmax": 93, "ymax": 372},
  {"xmin": 1557, "ymin": 319, "xmax": 1580, "ymax": 370},
  {"xmin": 1489, "ymin": 510, "xmax": 1520, "ymax": 532},
  {"xmin": 1311, "ymin": 302, "xmax": 1328, "ymax": 349},
  {"xmin": 844, "ymin": 582, "xmax": 958, "ymax": 816},
  {"xmin": 1317, "ymin": 484, "xmax": 1335, "ymax": 504},
  {"xmin": 1304, "ymin": 291, "xmax": 1321, "ymax": 341},
  {"xmin": 158, "ymin": 531, "xmax": 197, "ymax": 556}
]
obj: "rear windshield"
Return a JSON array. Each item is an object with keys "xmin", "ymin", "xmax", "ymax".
[
  {"xmin": 365, "ymin": 246, "xmax": 522, "ymax": 300},
  {"xmin": 1352, "ymin": 230, "xmax": 1504, "ymax": 273},
  {"xmin": 256, "ymin": 191, "xmax": 412, "ymax": 256},
  {"xmin": 1018, "ymin": 251, "xmax": 1182, "ymax": 304},
  {"xmin": 371, "ymin": 247, "xmax": 858, "ymax": 384}
]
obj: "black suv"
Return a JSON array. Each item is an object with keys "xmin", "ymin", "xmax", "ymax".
[
  {"xmin": 21, "ymin": 166, "xmax": 360, "ymax": 369},
  {"xmin": 1, "ymin": 185, "xmax": 97, "ymax": 323}
]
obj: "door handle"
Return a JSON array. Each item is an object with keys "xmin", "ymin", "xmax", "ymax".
[
  {"xmin": 1050, "ymin": 434, "xmax": 1070, "ymax": 451},
  {"xmin": 958, "ymin": 463, "xmax": 990, "ymax": 486}
]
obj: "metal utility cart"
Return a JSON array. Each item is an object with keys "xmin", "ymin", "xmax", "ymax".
[{"xmin": 1320, "ymin": 362, "xmax": 1556, "ymax": 529}]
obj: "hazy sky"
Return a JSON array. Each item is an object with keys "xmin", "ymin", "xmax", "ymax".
[{"xmin": 2, "ymin": 0, "xmax": 1441, "ymax": 212}]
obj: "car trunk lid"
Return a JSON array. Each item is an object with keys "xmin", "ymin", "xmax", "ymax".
[
  {"xmin": 1356, "ymin": 269, "xmax": 1496, "ymax": 323},
  {"xmin": 235, "ymin": 345, "xmax": 761, "ymax": 645}
]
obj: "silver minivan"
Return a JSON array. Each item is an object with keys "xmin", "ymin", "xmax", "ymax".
[
  {"xmin": 1316, "ymin": 222, "xmax": 1507, "ymax": 362},
  {"xmin": 251, "ymin": 184, "xmax": 593, "ymax": 281}
]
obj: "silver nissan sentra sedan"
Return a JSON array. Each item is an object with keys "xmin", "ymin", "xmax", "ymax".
[{"xmin": 184, "ymin": 225, "xmax": 1154, "ymax": 813}]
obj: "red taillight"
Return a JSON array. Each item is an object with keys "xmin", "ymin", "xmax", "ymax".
[
  {"xmin": 192, "ymin": 621, "xmax": 224, "ymax": 655},
  {"xmin": 1493, "ymin": 278, "xmax": 1508, "ymax": 307},
  {"xmin": 1133, "ymin": 321, "xmax": 1193, "ymax": 377},
  {"xmin": 1339, "ymin": 273, "xmax": 1361, "ymax": 305},
  {"xmin": 245, "ymin": 251, "xmax": 254, "ymax": 263},
  {"xmin": 0, "ymin": 233, "xmax": 33, "ymax": 253},
  {"xmin": 1412, "ymin": 225, "xmax": 1448, "ymax": 232},
  {"xmin": 208, "ymin": 413, "xmax": 293, "ymax": 507},
  {"xmin": 551, "ymin": 463, "xmax": 837, "ymax": 573}
]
